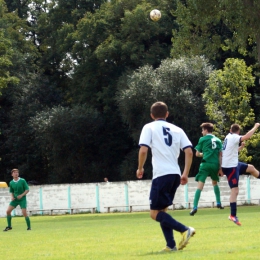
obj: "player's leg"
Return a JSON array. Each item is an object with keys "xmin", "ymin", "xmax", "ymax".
[
  {"xmin": 212, "ymin": 180, "xmax": 223, "ymax": 207},
  {"xmin": 246, "ymin": 164, "xmax": 260, "ymax": 178},
  {"xmin": 20, "ymin": 199, "xmax": 31, "ymax": 230},
  {"xmin": 190, "ymin": 181, "xmax": 204, "ymax": 215},
  {"xmin": 151, "ymin": 208, "xmax": 176, "ymax": 251},
  {"xmin": 228, "ymin": 187, "xmax": 241, "ymax": 225},
  {"xmin": 150, "ymin": 175, "xmax": 181, "ymax": 250},
  {"xmin": 3, "ymin": 205, "xmax": 15, "ymax": 231},
  {"xmin": 212, "ymin": 180, "xmax": 224, "ymax": 208},
  {"xmin": 150, "ymin": 174, "xmax": 194, "ymax": 251},
  {"xmin": 222, "ymin": 167, "xmax": 241, "ymax": 225},
  {"xmin": 190, "ymin": 164, "xmax": 207, "ymax": 215},
  {"xmin": 210, "ymin": 164, "xmax": 223, "ymax": 208}
]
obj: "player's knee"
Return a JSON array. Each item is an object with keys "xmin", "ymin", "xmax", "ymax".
[
  {"xmin": 150, "ymin": 211, "xmax": 157, "ymax": 220},
  {"xmin": 231, "ymin": 187, "xmax": 239, "ymax": 196}
]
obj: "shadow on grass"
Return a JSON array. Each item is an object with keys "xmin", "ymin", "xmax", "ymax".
[{"xmin": 132, "ymin": 250, "xmax": 185, "ymax": 257}]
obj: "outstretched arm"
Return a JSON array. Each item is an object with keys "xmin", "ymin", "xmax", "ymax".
[{"xmin": 241, "ymin": 123, "xmax": 260, "ymax": 141}]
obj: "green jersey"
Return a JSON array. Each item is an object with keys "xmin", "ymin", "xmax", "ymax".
[
  {"xmin": 195, "ymin": 134, "xmax": 222, "ymax": 165},
  {"xmin": 9, "ymin": 178, "xmax": 29, "ymax": 199}
]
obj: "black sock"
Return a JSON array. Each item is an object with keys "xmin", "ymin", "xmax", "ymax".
[
  {"xmin": 156, "ymin": 211, "xmax": 187, "ymax": 233},
  {"xmin": 160, "ymin": 223, "xmax": 175, "ymax": 249},
  {"xmin": 230, "ymin": 202, "xmax": 237, "ymax": 216}
]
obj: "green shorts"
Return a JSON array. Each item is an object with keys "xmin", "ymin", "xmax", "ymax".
[
  {"xmin": 10, "ymin": 198, "xmax": 27, "ymax": 209},
  {"xmin": 195, "ymin": 162, "xmax": 220, "ymax": 183}
]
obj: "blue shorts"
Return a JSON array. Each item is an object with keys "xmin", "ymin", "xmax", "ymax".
[
  {"xmin": 222, "ymin": 162, "xmax": 248, "ymax": 188},
  {"xmin": 149, "ymin": 174, "xmax": 180, "ymax": 210}
]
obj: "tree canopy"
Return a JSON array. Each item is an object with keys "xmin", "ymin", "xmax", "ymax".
[
  {"xmin": 1, "ymin": 0, "xmax": 260, "ymax": 183},
  {"xmin": 172, "ymin": 0, "xmax": 260, "ymax": 66}
]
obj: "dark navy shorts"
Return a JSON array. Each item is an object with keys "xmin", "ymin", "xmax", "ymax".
[
  {"xmin": 222, "ymin": 162, "xmax": 248, "ymax": 188},
  {"xmin": 149, "ymin": 174, "xmax": 180, "ymax": 210}
]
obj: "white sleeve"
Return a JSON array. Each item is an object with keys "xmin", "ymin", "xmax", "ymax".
[
  {"xmin": 138, "ymin": 124, "xmax": 152, "ymax": 147},
  {"xmin": 180, "ymin": 129, "xmax": 192, "ymax": 150}
]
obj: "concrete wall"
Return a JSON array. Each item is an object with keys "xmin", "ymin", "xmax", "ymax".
[{"xmin": 0, "ymin": 176, "xmax": 259, "ymax": 217}]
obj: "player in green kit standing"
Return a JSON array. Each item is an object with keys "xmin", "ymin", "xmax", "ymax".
[
  {"xmin": 190, "ymin": 123, "xmax": 224, "ymax": 216},
  {"xmin": 3, "ymin": 169, "xmax": 31, "ymax": 231}
]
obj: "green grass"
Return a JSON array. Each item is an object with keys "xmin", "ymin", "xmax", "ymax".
[{"xmin": 0, "ymin": 206, "xmax": 259, "ymax": 259}]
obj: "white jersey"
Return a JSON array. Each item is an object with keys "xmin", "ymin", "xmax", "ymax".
[
  {"xmin": 221, "ymin": 133, "xmax": 241, "ymax": 167},
  {"xmin": 138, "ymin": 119, "xmax": 192, "ymax": 179}
]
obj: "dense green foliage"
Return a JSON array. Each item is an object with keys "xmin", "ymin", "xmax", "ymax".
[
  {"xmin": 172, "ymin": 0, "xmax": 260, "ymax": 65},
  {"xmin": 1, "ymin": 0, "xmax": 260, "ymax": 183},
  {"xmin": 204, "ymin": 58, "xmax": 260, "ymax": 164},
  {"xmin": 117, "ymin": 56, "xmax": 212, "ymax": 178}
]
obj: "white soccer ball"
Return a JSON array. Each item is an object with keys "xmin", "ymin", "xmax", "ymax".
[{"xmin": 150, "ymin": 9, "xmax": 161, "ymax": 21}]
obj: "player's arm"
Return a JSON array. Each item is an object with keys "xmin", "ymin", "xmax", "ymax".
[
  {"xmin": 241, "ymin": 123, "xmax": 260, "ymax": 141},
  {"xmin": 136, "ymin": 145, "xmax": 148, "ymax": 179},
  {"xmin": 181, "ymin": 147, "xmax": 193, "ymax": 185},
  {"xmin": 195, "ymin": 138, "xmax": 202, "ymax": 157},
  {"xmin": 218, "ymin": 151, "xmax": 224, "ymax": 176},
  {"xmin": 238, "ymin": 141, "xmax": 245, "ymax": 151},
  {"xmin": 10, "ymin": 193, "xmax": 15, "ymax": 201},
  {"xmin": 195, "ymin": 150, "xmax": 203, "ymax": 157},
  {"xmin": 17, "ymin": 189, "xmax": 29, "ymax": 199},
  {"xmin": 9, "ymin": 185, "xmax": 15, "ymax": 200}
]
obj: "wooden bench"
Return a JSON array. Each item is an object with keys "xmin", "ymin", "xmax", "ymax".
[
  {"xmin": 71, "ymin": 207, "xmax": 96, "ymax": 214},
  {"xmin": 29, "ymin": 207, "xmax": 96, "ymax": 215},
  {"xmin": 104, "ymin": 206, "xmax": 130, "ymax": 213},
  {"xmin": 104, "ymin": 204, "xmax": 175, "ymax": 213},
  {"xmin": 179, "ymin": 199, "xmax": 260, "ymax": 210}
]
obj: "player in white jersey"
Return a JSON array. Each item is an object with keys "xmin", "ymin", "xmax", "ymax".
[
  {"xmin": 136, "ymin": 101, "xmax": 195, "ymax": 252},
  {"xmin": 221, "ymin": 123, "xmax": 260, "ymax": 226}
]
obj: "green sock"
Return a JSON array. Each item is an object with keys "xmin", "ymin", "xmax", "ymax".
[
  {"xmin": 7, "ymin": 215, "xmax": 12, "ymax": 227},
  {"xmin": 193, "ymin": 189, "xmax": 202, "ymax": 208},
  {"xmin": 214, "ymin": 185, "xmax": 221, "ymax": 204},
  {"xmin": 25, "ymin": 216, "xmax": 31, "ymax": 228}
]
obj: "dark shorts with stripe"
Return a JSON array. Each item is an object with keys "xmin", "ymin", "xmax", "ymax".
[
  {"xmin": 222, "ymin": 162, "xmax": 248, "ymax": 188},
  {"xmin": 149, "ymin": 174, "xmax": 180, "ymax": 210}
]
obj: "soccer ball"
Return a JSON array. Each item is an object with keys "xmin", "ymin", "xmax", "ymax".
[{"xmin": 150, "ymin": 9, "xmax": 161, "ymax": 21}]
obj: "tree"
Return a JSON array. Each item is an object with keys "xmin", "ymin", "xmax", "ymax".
[
  {"xmin": 172, "ymin": 0, "xmax": 260, "ymax": 65},
  {"xmin": 0, "ymin": 1, "xmax": 20, "ymax": 92},
  {"xmin": 203, "ymin": 58, "xmax": 260, "ymax": 165},
  {"xmin": 30, "ymin": 105, "xmax": 104, "ymax": 183},
  {"xmin": 204, "ymin": 58, "xmax": 255, "ymax": 134},
  {"xmin": 0, "ymin": 31, "xmax": 19, "ymax": 91},
  {"xmin": 65, "ymin": 0, "xmax": 179, "ymax": 181},
  {"xmin": 116, "ymin": 56, "xmax": 213, "ymax": 179},
  {"xmin": 0, "ymin": 0, "xmax": 53, "ymax": 182}
]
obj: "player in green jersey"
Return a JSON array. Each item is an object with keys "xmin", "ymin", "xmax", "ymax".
[
  {"xmin": 3, "ymin": 169, "xmax": 31, "ymax": 231},
  {"xmin": 190, "ymin": 123, "xmax": 224, "ymax": 216}
]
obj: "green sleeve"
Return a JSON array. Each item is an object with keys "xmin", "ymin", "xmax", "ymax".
[
  {"xmin": 195, "ymin": 137, "xmax": 202, "ymax": 152},
  {"xmin": 23, "ymin": 179, "xmax": 29, "ymax": 190},
  {"xmin": 9, "ymin": 182, "xmax": 14, "ymax": 193}
]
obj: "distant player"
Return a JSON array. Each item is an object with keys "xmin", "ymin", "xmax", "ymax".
[
  {"xmin": 190, "ymin": 123, "xmax": 224, "ymax": 216},
  {"xmin": 3, "ymin": 169, "xmax": 31, "ymax": 231},
  {"xmin": 221, "ymin": 123, "xmax": 260, "ymax": 226},
  {"xmin": 136, "ymin": 101, "xmax": 195, "ymax": 252}
]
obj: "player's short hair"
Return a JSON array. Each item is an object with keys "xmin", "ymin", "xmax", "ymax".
[
  {"xmin": 200, "ymin": 122, "xmax": 214, "ymax": 133},
  {"xmin": 11, "ymin": 169, "xmax": 19, "ymax": 174},
  {"xmin": 150, "ymin": 102, "xmax": 168, "ymax": 119},
  {"xmin": 231, "ymin": 124, "xmax": 240, "ymax": 133}
]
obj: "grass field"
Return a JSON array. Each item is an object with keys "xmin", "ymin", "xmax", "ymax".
[{"xmin": 0, "ymin": 206, "xmax": 259, "ymax": 260}]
